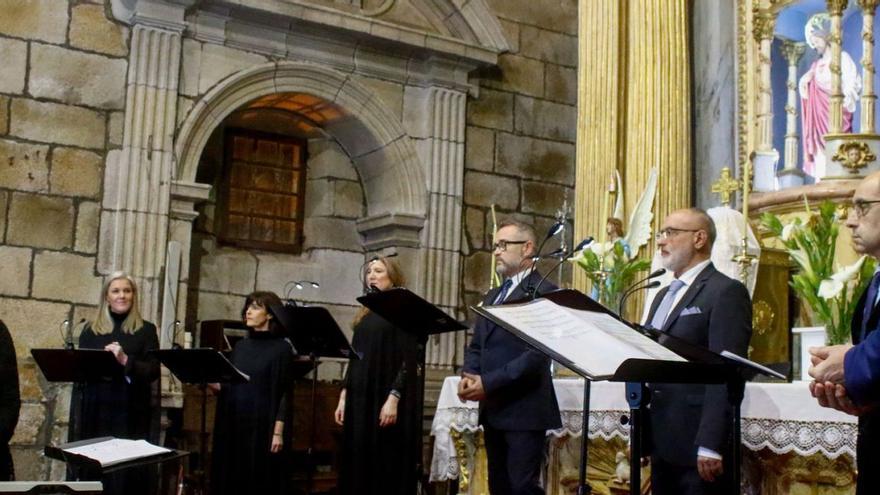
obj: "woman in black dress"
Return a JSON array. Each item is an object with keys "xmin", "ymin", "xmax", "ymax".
[
  {"xmin": 334, "ymin": 256, "xmax": 420, "ymax": 495},
  {"xmin": 211, "ymin": 291, "xmax": 296, "ymax": 495},
  {"xmin": 69, "ymin": 272, "xmax": 160, "ymax": 495}
]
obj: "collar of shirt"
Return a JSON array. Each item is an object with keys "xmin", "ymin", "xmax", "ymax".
[{"xmin": 676, "ymin": 259, "xmax": 712, "ymax": 289}]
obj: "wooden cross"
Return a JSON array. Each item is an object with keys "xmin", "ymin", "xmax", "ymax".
[{"xmin": 711, "ymin": 167, "xmax": 741, "ymax": 207}]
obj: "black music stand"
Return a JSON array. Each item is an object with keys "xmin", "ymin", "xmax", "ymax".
[
  {"xmin": 31, "ymin": 349, "xmax": 124, "ymax": 444},
  {"xmin": 476, "ymin": 289, "xmax": 782, "ymax": 495},
  {"xmin": 151, "ymin": 349, "xmax": 249, "ymax": 493},
  {"xmin": 45, "ymin": 436, "xmax": 188, "ymax": 479},
  {"xmin": 272, "ymin": 305, "xmax": 357, "ymax": 494},
  {"xmin": 357, "ymin": 288, "xmax": 468, "ymax": 491}
]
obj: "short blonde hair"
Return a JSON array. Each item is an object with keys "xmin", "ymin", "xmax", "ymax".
[{"xmin": 91, "ymin": 272, "xmax": 145, "ymax": 335}]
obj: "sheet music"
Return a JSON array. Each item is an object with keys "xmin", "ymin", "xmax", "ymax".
[
  {"xmin": 482, "ymin": 298, "xmax": 684, "ymax": 379},
  {"xmin": 65, "ymin": 438, "xmax": 170, "ymax": 467}
]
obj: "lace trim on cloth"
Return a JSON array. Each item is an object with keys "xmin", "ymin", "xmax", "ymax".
[
  {"xmin": 430, "ymin": 413, "xmax": 857, "ymax": 481},
  {"xmin": 741, "ymin": 418, "xmax": 857, "ymax": 459}
]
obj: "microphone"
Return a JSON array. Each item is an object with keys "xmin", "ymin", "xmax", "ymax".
[
  {"xmin": 531, "ymin": 237, "xmax": 595, "ymax": 299},
  {"xmin": 526, "ymin": 223, "xmax": 567, "ymax": 295},
  {"xmin": 617, "ymin": 269, "xmax": 667, "ymax": 315},
  {"xmin": 359, "ymin": 253, "xmax": 398, "ymax": 294}
]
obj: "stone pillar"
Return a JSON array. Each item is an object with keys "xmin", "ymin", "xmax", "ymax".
[
  {"xmin": 402, "ymin": 86, "xmax": 467, "ymax": 369},
  {"xmin": 859, "ymin": 0, "xmax": 880, "ymax": 132},
  {"xmin": 101, "ymin": 20, "xmax": 183, "ymax": 322},
  {"xmin": 828, "ymin": 0, "xmax": 847, "ymax": 134},
  {"xmin": 753, "ymin": 8, "xmax": 777, "ymax": 151},
  {"xmin": 779, "ymin": 40, "xmax": 806, "ymax": 187}
]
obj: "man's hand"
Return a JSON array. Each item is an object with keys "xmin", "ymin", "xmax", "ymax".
[
  {"xmin": 458, "ymin": 372, "xmax": 486, "ymax": 401},
  {"xmin": 808, "ymin": 344, "xmax": 852, "ymax": 384},
  {"xmin": 696, "ymin": 455, "xmax": 723, "ymax": 482},
  {"xmin": 810, "ymin": 381, "xmax": 872, "ymax": 416}
]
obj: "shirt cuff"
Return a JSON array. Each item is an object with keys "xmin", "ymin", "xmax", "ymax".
[
  {"xmin": 389, "ymin": 389, "xmax": 401, "ymax": 399},
  {"xmin": 697, "ymin": 446, "xmax": 722, "ymax": 460}
]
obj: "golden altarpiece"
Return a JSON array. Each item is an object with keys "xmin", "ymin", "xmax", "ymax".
[{"xmin": 430, "ymin": 1, "xmax": 880, "ymax": 494}]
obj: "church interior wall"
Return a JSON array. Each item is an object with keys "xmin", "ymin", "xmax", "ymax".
[{"xmin": 0, "ymin": 0, "xmax": 581, "ymax": 482}]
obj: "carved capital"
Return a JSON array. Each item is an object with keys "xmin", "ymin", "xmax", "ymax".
[
  {"xmin": 858, "ymin": 0, "xmax": 880, "ymax": 13},
  {"xmin": 752, "ymin": 8, "xmax": 777, "ymax": 42},
  {"xmin": 780, "ymin": 40, "xmax": 806, "ymax": 65},
  {"xmin": 356, "ymin": 213, "xmax": 425, "ymax": 250},
  {"xmin": 827, "ymin": 0, "xmax": 849, "ymax": 15},
  {"xmin": 832, "ymin": 141, "xmax": 878, "ymax": 173}
]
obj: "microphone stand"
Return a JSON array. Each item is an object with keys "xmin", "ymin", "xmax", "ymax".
[
  {"xmin": 526, "ymin": 223, "xmax": 564, "ymax": 295},
  {"xmin": 532, "ymin": 238, "xmax": 595, "ymax": 299},
  {"xmin": 617, "ymin": 269, "xmax": 667, "ymax": 315}
]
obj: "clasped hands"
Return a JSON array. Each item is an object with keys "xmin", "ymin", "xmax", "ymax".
[
  {"xmin": 457, "ymin": 372, "xmax": 486, "ymax": 402},
  {"xmin": 104, "ymin": 341, "xmax": 128, "ymax": 366},
  {"xmin": 807, "ymin": 344, "xmax": 870, "ymax": 416}
]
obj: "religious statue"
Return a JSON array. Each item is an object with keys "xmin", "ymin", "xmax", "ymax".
[{"xmin": 798, "ymin": 13, "xmax": 862, "ymax": 178}]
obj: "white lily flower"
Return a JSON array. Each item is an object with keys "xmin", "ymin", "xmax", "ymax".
[
  {"xmin": 818, "ymin": 256, "xmax": 867, "ymax": 300},
  {"xmin": 789, "ymin": 249, "xmax": 813, "ymax": 277},
  {"xmin": 818, "ymin": 278, "xmax": 843, "ymax": 300},
  {"xmin": 781, "ymin": 222, "xmax": 798, "ymax": 241}
]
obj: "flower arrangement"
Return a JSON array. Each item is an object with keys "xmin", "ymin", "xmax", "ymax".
[
  {"xmin": 760, "ymin": 199, "xmax": 876, "ymax": 345},
  {"xmin": 570, "ymin": 239, "xmax": 651, "ymax": 309}
]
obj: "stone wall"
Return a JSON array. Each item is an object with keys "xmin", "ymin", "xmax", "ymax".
[
  {"xmin": 462, "ymin": 0, "xmax": 579, "ymax": 312},
  {"xmin": 0, "ymin": 0, "xmax": 130, "ymax": 479},
  {"xmin": 188, "ymin": 132, "xmax": 365, "ymax": 380}
]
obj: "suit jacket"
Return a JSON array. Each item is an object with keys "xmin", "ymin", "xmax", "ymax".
[
  {"xmin": 462, "ymin": 271, "xmax": 562, "ymax": 431},
  {"xmin": 845, "ymin": 287, "xmax": 880, "ymax": 405},
  {"xmin": 645, "ymin": 263, "xmax": 752, "ymax": 466},
  {"xmin": 844, "ymin": 285, "xmax": 880, "ymax": 481}
]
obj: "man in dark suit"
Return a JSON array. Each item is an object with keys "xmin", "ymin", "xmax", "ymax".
[
  {"xmin": 0, "ymin": 320, "xmax": 20, "ymax": 481},
  {"xmin": 809, "ymin": 171, "xmax": 880, "ymax": 495},
  {"xmin": 644, "ymin": 208, "xmax": 752, "ymax": 495},
  {"xmin": 459, "ymin": 219, "xmax": 561, "ymax": 495}
]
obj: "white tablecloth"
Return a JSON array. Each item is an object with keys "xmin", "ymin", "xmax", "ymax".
[{"xmin": 430, "ymin": 377, "xmax": 857, "ymax": 481}]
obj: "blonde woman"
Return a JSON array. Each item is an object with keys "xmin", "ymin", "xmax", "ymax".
[
  {"xmin": 334, "ymin": 256, "xmax": 420, "ymax": 495},
  {"xmin": 69, "ymin": 272, "xmax": 159, "ymax": 495}
]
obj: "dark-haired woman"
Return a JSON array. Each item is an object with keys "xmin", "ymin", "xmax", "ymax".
[
  {"xmin": 69, "ymin": 272, "xmax": 160, "ymax": 495},
  {"xmin": 211, "ymin": 291, "xmax": 296, "ymax": 495},
  {"xmin": 334, "ymin": 257, "xmax": 420, "ymax": 495}
]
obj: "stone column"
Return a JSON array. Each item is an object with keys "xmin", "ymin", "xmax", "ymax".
[
  {"xmin": 404, "ymin": 86, "xmax": 467, "ymax": 369},
  {"xmin": 828, "ymin": 0, "xmax": 848, "ymax": 134},
  {"xmin": 779, "ymin": 40, "xmax": 806, "ymax": 186},
  {"xmin": 859, "ymin": 0, "xmax": 880, "ymax": 132},
  {"xmin": 101, "ymin": 21, "xmax": 183, "ymax": 321},
  {"xmin": 753, "ymin": 8, "xmax": 777, "ymax": 151}
]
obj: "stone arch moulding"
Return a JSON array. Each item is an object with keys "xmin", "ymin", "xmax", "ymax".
[{"xmin": 174, "ymin": 60, "xmax": 428, "ymax": 247}]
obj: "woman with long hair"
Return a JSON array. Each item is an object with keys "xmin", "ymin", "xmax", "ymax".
[
  {"xmin": 334, "ymin": 256, "xmax": 420, "ymax": 494},
  {"xmin": 69, "ymin": 272, "xmax": 160, "ymax": 495},
  {"xmin": 211, "ymin": 291, "xmax": 296, "ymax": 495}
]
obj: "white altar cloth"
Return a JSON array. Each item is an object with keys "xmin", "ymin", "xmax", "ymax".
[{"xmin": 430, "ymin": 377, "xmax": 857, "ymax": 481}]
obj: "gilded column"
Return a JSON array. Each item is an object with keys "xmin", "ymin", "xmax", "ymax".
[
  {"xmin": 859, "ymin": 0, "xmax": 880, "ymax": 132},
  {"xmin": 574, "ymin": 0, "xmax": 691, "ymax": 306},
  {"xmin": 781, "ymin": 41, "xmax": 806, "ymax": 171},
  {"xmin": 828, "ymin": 0, "xmax": 848, "ymax": 133},
  {"xmin": 102, "ymin": 22, "xmax": 183, "ymax": 322},
  {"xmin": 574, "ymin": 0, "xmax": 624, "ymax": 290},
  {"xmin": 753, "ymin": 8, "xmax": 777, "ymax": 151}
]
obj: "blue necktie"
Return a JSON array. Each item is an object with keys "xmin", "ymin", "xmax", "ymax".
[
  {"xmin": 861, "ymin": 272, "xmax": 880, "ymax": 338},
  {"xmin": 493, "ymin": 279, "xmax": 513, "ymax": 305},
  {"xmin": 649, "ymin": 279, "xmax": 686, "ymax": 330}
]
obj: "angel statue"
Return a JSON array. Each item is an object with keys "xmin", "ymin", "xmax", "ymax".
[{"xmin": 571, "ymin": 168, "xmax": 658, "ymax": 308}]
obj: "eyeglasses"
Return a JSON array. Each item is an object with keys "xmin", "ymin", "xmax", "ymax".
[
  {"xmin": 654, "ymin": 227, "xmax": 700, "ymax": 241},
  {"xmin": 850, "ymin": 199, "xmax": 880, "ymax": 219},
  {"xmin": 492, "ymin": 239, "xmax": 528, "ymax": 252}
]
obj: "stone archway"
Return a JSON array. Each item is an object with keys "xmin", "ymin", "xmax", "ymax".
[{"xmin": 175, "ymin": 61, "xmax": 427, "ymax": 225}]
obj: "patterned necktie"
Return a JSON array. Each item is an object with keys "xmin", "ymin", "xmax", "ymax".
[
  {"xmin": 649, "ymin": 279, "xmax": 686, "ymax": 330},
  {"xmin": 861, "ymin": 271, "xmax": 880, "ymax": 337},
  {"xmin": 493, "ymin": 279, "xmax": 513, "ymax": 305}
]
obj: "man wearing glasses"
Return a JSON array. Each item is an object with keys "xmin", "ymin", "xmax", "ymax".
[
  {"xmin": 809, "ymin": 171, "xmax": 880, "ymax": 495},
  {"xmin": 458, "ymin": 219, "xmax": 561, "ymax": 495},
  {"xmin": 644, "ymin": 208, "xmax": 752, "ymax": 495}
]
